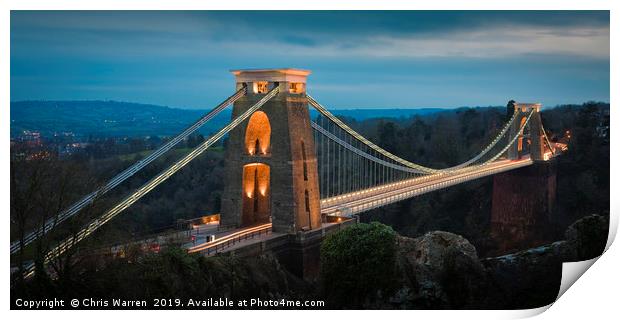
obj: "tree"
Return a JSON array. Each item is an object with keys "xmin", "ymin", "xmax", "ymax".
[
  {"xmin": 10, "ymin": 145, "xmax": 102, "ymax": 287},
  {"xmin": 506, "ymin": 100, "xmax": 516, "ymax": 120},
  {"xmin": 319, "ymin": 222, "xmax": 398, "ymax": 308}
]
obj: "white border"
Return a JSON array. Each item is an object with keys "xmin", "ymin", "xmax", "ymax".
[{"xmin": 2, "ymin": 1, "xmax": 616, "ymax": 319}]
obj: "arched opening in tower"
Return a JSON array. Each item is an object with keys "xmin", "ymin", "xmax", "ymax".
[
  {"xmin": 245, "ymin": 111, "xmax": 271, "ymax": 156},
  {"xmin": 241, "ymin": 163, "xmax": 271, "ymax": 226},
  {"xmin": 517, "ymin": 116, "xmax": 530, "ymax": 157}
]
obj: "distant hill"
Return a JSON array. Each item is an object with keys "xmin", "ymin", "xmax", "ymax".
[
  {"xmin": 10, "ymin": 100, "xmax": 231, "ymax": 138},
  {"xmin": 10, "ymin": 100, "xmax": 447, "ymax": 138}
]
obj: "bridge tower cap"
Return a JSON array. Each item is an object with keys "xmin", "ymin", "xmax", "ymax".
[
  {"xmin": 514, "ymin": 102, "xmax": 542, "ymax": 111},
  {"xmin": 514, "ymin": 102, "xmax": 542, "ymax": 107},
  {"xmin": 230, "ymin": 68, "xmax": 311, "ymax": 84}
]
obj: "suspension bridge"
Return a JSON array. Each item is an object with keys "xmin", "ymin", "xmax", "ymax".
[{"xmin": 10, "ymin": 68, "xmax": 558, "ymax": 279}]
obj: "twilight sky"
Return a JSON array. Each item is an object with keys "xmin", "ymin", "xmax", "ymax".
[{"xmin": 10, "ymin": 11, "xmax": 609, "ymax": 109}]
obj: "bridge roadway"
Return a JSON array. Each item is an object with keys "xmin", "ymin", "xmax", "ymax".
[
  {"xmin": 320, "ymin": 156, "xmax": 533, "ymax": 217},
  {"xmin": 187, "ymin": 223, "xmax": 274, "ymax": 255},
  {"xmin": 184, "ymin": 157, "xmax": 533, "ymax": 255},
  {"xmin": 186, "ymin": 221, "xmax": 348, "ymax": 256}
]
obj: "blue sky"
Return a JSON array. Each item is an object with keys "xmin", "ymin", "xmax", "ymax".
[{"xmin": 10, "ymin": 11, "xmax": 609, "ymax": 109}]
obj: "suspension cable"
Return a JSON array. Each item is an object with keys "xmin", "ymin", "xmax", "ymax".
[
  {"xmin": 308, "ymin": 94, "xmax": 521, "ymax": 173},
  {"xmin": 22, "ymin": 87, "xmax": 279, "ymax": 278},
  {"xmin": 440, "ymin": 109, "xmax": 518, "ymax": 170},
  {"xmin": 11, "ymin": 87, "xmax": 247, "ymax": 256},
  {"xmin": 541, "ymin": 123, "xmax": 556, "ymax": 155},
  {"xmin": 318, "ymin": 109, "xmax": 535, "ymax": 208},
  {"xmin": 313, "ymin": 109, "xmax": 532, "ymax": 182}
]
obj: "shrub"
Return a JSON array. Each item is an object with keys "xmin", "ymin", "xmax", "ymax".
[{"xmin": 319, "ymin": 222, "xmax": 398, "ymax": 308}]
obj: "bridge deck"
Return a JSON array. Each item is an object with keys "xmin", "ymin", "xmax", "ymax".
[
  {"xmin": 185, "ymin": 221, "xmax": 354, "ymax": 256},
  {"xmin": 320, "ymin": 157, "xmax": 533, "ymax": 217}
]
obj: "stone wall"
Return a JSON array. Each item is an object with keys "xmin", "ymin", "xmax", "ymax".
[{"xmin": 490, "ymin": 160, "xmax": 558, "ymax": 254}]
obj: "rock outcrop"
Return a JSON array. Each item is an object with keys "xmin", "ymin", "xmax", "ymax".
[
  {"xmin": 393, "ymin": 231, "xmax": 487, "ymax": 308},
  {"xmin": 387, "ymin": 214, "xmax": 609, "ymax": 309},
  {"xmin": 564, "ymin": 214, "xmax": 609, "ymax": 261}
]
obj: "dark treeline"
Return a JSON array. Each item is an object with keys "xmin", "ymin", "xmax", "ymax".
[{"xmin": 543, "ymin": 103, "xmax": 610, "ymax": 226}]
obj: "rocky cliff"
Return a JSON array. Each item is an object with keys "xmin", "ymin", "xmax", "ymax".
[{"xmin": 384, "ymin": 214, "xmax": 608, "ymax": 309}]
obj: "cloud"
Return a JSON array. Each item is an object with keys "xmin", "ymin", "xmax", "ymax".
[
  {"xmin": 11, "ymin": 11, "xmax": 609, "ymax": 60},
  {"xmin": 10, "ymin": 11, "xmax": 610, "ymax": 108},
  {"xmin": 354, "ymin": 26, "xmax": 610, "ymax": 59}
]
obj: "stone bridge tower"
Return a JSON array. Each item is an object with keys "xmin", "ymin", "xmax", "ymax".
[
  {"xmin": 507, "ymin": 102, "xmax": 545, "ymax": 161},
  {"xmin": 220, "ymin": 68, "xmax": 322, "ymax": 234},
  {"xmin": 491, "ymin": 101, "xmax": 557, "ymax": 254}
]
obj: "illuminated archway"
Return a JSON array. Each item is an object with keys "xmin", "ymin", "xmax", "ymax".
[
  {"xmin": 241, "ymin": 163, "xmax": 271, "ymax": 226},
  {"xmin": 245, "ymin": 111, "xmax": 271, "ymax": 155}
]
